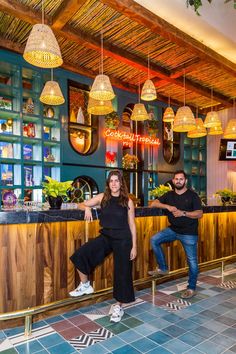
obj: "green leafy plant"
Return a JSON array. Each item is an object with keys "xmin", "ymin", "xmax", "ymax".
[
  {"xmin": 42, "ymin": 176, "xmax": 74, "ymax": 198},
  {"xmin": 186, "ymin": 0, "xmax": 234, "ymax": 16},
  {"xmin": 215, "ymin": 188, "xmax": 234, "ymax": 199},
  {"xmin": 122, "ymin": 153, "xmax": 139, "ymax": 169},
  {"xmin": 105, "ymin": 111, "xmax": 120, "ymax": 129},
  {"xmin": 147, "ymin": 120, "xmax": 158, "ymax": 130},
  {"xmin": 150, "ymin": 184, "xmax": 172, "ymax": 198}
]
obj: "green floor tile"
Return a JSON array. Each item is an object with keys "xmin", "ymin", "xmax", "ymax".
[
  {"xmin": 122, "ymin": 317, "xmax": 143, "ymax": 328},
  {"xmin": 106, "ymin": 322, "xmax": 130, "ymax": 335}
]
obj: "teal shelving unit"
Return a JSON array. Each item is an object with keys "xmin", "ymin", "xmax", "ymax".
[
  {"xmin": 183, "ymin": 135, "xmax": 207, "ymax": 200},
  {"xmin": 0, "ymin": 60, "xmax": 62, "ymax": 204}
]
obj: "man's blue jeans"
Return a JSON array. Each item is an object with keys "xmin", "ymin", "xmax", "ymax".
[{"xmin": 150, "ymin": 227, "xmax": 198, "ymax": 290}]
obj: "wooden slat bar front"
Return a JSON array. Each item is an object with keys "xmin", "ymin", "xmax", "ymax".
[{"xmin": 0, "ymin": 210, "xmax": 236, "ymax": 314}]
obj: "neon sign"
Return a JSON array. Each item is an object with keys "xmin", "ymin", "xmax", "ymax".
[{"xmin": 104, "ymin": 129, "xmax": 160, "ymax": 147}]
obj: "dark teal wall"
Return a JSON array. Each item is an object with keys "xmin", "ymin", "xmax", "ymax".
[{"xmin": 1, "ymin": 49, "xmax": 184, "ymax": 197}]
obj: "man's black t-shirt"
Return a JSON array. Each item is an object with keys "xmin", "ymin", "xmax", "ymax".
[{"xmin": 158, "ymin": 189, "xmax": 202, "ymax": 235}]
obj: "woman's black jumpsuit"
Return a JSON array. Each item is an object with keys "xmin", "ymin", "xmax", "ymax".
[{"xmin": 70, "ymin": 196, "xmax": 135, "ymax": 303}]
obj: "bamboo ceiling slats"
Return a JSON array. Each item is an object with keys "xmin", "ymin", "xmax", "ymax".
[
  {"xmin": 19, "ymin": 0, "xmax": 63, "ymax": 16},
  {"xmin": 0, "ymin": 0, "xmax": 235, "ymax": 110}
]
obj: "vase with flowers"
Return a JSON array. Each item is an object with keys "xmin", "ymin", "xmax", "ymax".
[
  {"xmin": 215, "ymin": 188, "xmax": 234, "ymax": 205},
  {"xmin": 122, "ymin": 153, "xmax": 139, "ymax": 169},
  {"xmin": 150, "ymin": 184, "xmax": 172, "ymax": 199}
]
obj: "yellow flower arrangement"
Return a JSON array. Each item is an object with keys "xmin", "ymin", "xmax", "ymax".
[
  {"xmin": 122, "ymin": 153, "xmax": 139, "ymax": 169},
  {"xmin": 150, "ymin": 184, "xmax": 172, "ymax": 198}
]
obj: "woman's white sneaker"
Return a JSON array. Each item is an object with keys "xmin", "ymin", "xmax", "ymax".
[
  {"xmin": 110, "ymin": 305, "xmax": 124, "ymax": 323},
  {"xmin": 69, "ymin": 281, "xmax": 94, "ymax": 297}
]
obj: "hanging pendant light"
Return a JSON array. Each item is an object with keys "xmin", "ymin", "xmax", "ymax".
[
  {"xmin": 131, "ymin": 103, "xmax": 149, "ymax": 121},
  {"xmin": 40, "ymin": 69, "xmax": 65, "ymax": 105},
  {"xmin": 141, "ymin": 54, "xmax": 157, "ymax": 101},
  {"xmin": 187, "ymin": 111, "xmax": 207, "ymax": 138},
  {"xmin": 173, "ymin": 70, "xmax": 196, "ymax": 132},
  {"xmin": 208, "ymin": 125, "xmax": 223, "ymax": 135},
  {"xmin": 87, "ymin": 97, "xmax": 114, "ymax": 115},
  {"xmin": 23, "ymin": 1, "xmax": 62, "ymax": 68},
  {"xmin": 224, "ymin": 100, "xmax": 236, "ymax": 139},
  {"xmin": 90, "ymin": 30, "xmax": 115, "ymax": 101},
  {"xmin": 204, "ymin": 88, "xmax": 221, "ymax": 128},
  {"xmin": 163, "ymin": 94, "xmax": 175, "ymax": 122},
  {"xmin": 224, "ymin": 119, "xmax": 236, "ymax": 139},
  {"xmin": 131, "ymin": 80, "xmax": 149, "ymax": 121}
]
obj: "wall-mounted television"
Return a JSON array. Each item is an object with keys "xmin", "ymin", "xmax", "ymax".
[{"xmin": 219, "ymin": 139, "xmax": 236, "ymax": 161}]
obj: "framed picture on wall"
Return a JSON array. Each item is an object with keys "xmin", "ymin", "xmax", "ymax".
[{"xmin": 68, "ymin": 80, "xmax": 99, "ymax": 155}]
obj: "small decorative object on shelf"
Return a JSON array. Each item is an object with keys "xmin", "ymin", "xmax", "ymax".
[
  {"xmin": 42, "ymin": 176, "xmax": 74, "ymax": 209},
  {"xmin": 105, "ymin": 111, "xmax": 120, "ymax": 129},
  {"xmin": 150, "ymin": 183, "xmax": 172, "ymax": 199},
  {"xmin": 26, "ymin": 98, "xmax": 34, "ymax": 114},
  {"xmin": 45, "ymin": 153, "xmax": 55, "ymax": 162},
  {"xmin": 77, "ymin": 107, "xmax": 84, "ymax": 124},
  {"xmin": 214, "ymin": 188, "xmax": 234, "ymax": 205},
  {"xmin": 44, "ymin": 106, "xmax": 55, "ymax": 118},
  {"xmin": 2, "ymin": 191, "xmax": 17, "ymax": 209},
  {"xmin": 122, "ymin": 153, "xmax": 139, "ymax": 169},
  {"xmin": 105, "ymin": 151, "xmax": 117, "ymax": 166}
]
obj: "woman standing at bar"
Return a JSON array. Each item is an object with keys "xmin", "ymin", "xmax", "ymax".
[{"xmin": 69, "ymin": 170, "xmax": 137, "ymax": 323}]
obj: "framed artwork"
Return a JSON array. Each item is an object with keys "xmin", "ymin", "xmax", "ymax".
[{"xmin": 68, "ymin": 80, "xmax": 99, "ymax": 155}]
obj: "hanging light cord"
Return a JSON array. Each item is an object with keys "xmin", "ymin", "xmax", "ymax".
[
  {"xmin": 183, "ymin": 69, "xmax": 186, "ymax": 106},
  {"xmin": 101, "ymin": 29, "xmax": 103, "ymax": 75},
  {"xmin": 147, "ymin": 52, "xmax": 150, "ymax": 80},
  {"xmin": 51, "ymin": 68, "xmax": 53, "ymax": 81},
  {"xmin": 42, "ymin": 0, "xmax": 44, "ymax": 24},
  {"xmin": 211, "ymin": 88, "xmax": 213, "ymax": 112}
]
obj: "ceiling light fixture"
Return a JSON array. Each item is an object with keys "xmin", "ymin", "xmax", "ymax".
[
  {"xmin": 163, "ymin": 94, "xmax": 175, "ymax": 122},
  {"xmin": 40, "ymin": 69, "xmax": 65, "ymax": 105},
  {"xmin": 173, "ymin": 70, "xmax": 196, "ymax": 132},
  {"xmin": 141, "ymin": 53, "xmax": 157, "ymax": 101},
  {"xmin": 23, "ymin": 1, "xmax": 62, "ymax": 68},
  {"xmin": 224, "ymin": 99, "xmax": 236, "ymax": 139},
  {"xmin": 87, "ymin": 97, "xmax": 114, "ymax": 115},
  {"xmin": 90, "ymin": 30, "xmax": 115, "ymax": 101},
  {"xmin": 204, "ymin": 88, "xmax": 221, "ymax": 128}
]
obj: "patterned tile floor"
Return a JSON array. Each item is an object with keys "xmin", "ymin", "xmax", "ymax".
[{"xmin": 1, "ymin": 265, "xmax": 236, "ymax": 354}]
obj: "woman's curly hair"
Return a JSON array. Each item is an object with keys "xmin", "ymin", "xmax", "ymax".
[{"xmin": 101, "ymin": 170, "xmax": 129, "ymax": 208}]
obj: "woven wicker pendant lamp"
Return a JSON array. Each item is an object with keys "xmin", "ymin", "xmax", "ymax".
[
  {"xmin": 173, "ymin": 71, "xmax": 196, "ymax": 132},
  {"xmin": 163, "ymin": 94, "xmax": 175, "ymax": 122},
  {"xmin": 187, "ymin": 118, "xmax": 207, "ymax": 138},
  {"xmin": 87, "ymin": 97, "xmax": 114, "ymax": 115},
  {"xmin": 40, "ymin": 70, "xmax": 65, "ymax": 105},
  {"xmin": 208, "ymin": 125, "xmax": 223, "ymax": 135},
  {"xmin": 224, "ymin": 100, "xmax": 236, "ymax": 139},
  {"xmin": 131, "ymin": 81, "xmax": 149, "ymax": 121},
  {"xmin": 23, "ymin": 1, "xmax": 62, "ymax": 68},
  {"xmin": 204, "ymin": 89, "xmax": 221, "ymax": 128},
  {"xmin": 141, "ymin": 54, "xmax": 157, "ymax": 101},
  {"xmin": 90, "ymin": 30, "xmax": 115, "ymax": 101}
]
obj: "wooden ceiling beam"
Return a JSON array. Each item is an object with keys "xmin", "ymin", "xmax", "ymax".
[
  {"xmin": 170, "ymin": 59, "xmax": 203, "ymax": 79},
  {"xmin": 0, "ymin": 0, "xmax": 50, "ymax": 25},
  {"xmin": 101, "ymin": 0, "xmax": 236, "ymax": 76},
  {"xmin": 0, "ymin": 0, "xmax": 232, "ymax": 107},
  {"xmin": 52, "ymin": 0, "xmax": 88, "ymax": 30},
  {"xmin": 0, "ymin": 38, "xmax": 137, "ymax": 93}
]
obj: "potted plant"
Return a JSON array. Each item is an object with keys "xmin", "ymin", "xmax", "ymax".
[
  {"xmin": 147, "ymin": 120, "xmax": 158, "ymax": 137},
  {"xmin": 122, "ymin": 153, "xmax": 139, "ymax": 169},
  {"xmin": 150, "ymin": 183, "xmax": 172, "ymax": 199},
  {"xmin": 215, "ymin": 188, "xmax": 234, "ymax": 205},
  {"xmin": 42, "ymin": 176, "xmax": 74, "ymax": 209},
  {"xmin": 105, "ymin": 111, "xmax": 120, "ymax": 130}
]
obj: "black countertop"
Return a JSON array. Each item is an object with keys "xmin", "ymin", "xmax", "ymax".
[{"xmin": 0, "ymin": 205, "xmax": 236, "ymax": 225}]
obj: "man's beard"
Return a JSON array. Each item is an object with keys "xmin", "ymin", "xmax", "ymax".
[{"xmin": 174, "ymin": 183, "xmax": 185, "ymax": 190}]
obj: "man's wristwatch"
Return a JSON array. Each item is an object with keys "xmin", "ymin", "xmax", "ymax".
[{"xmin": 182, "ymin": 211, "xmax": 187, "ymax": 217}]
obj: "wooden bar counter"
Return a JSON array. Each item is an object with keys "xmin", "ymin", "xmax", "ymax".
[{"xmin": 0, "ymin": 206, "xmax": 236, "ymax": 314}]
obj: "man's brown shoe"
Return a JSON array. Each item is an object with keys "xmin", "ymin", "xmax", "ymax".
[
  {"xmin": 148, "ymin": 268, "xmax": 169, "ymax": 276},
  {"xmin": 181, "ymin": 289, "xmax": 197, "ymax": 299}
]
